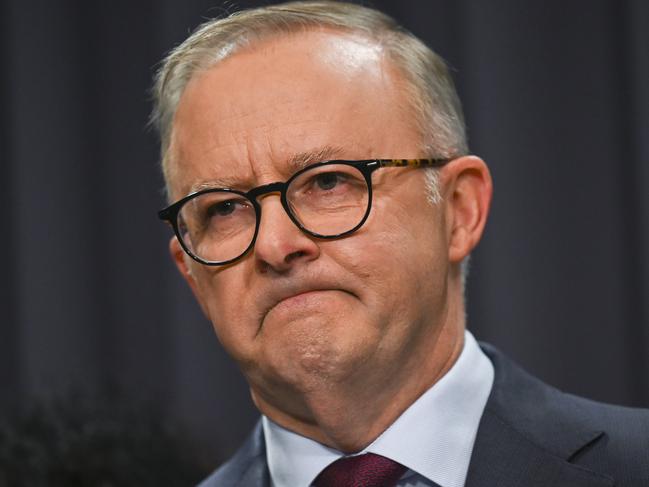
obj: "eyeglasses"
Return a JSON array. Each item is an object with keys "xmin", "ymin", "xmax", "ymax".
[{"xmin": 158, "ymin": 158, "xmax": 451, "ymax": 266}]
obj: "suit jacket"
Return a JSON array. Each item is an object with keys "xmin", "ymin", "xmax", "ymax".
[{"xmin": 198, "ymin": 344, "xmax": 649, "ymax": 486}]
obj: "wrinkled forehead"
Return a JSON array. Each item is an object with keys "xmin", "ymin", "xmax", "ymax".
[{"xmin": 165, "ymin": 29, "xmax": 420, "ymax": 200}]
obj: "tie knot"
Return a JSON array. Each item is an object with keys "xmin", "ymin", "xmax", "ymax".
[{"xmin": 313, "ymin": 452, "xmax": 407, "ymax": 487}]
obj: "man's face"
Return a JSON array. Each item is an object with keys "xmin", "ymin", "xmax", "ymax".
[{"xmin": 167, "ymin": 30, "xmax": 458, "ymax": 421}]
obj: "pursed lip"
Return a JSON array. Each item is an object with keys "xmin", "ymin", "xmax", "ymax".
[
  {"xmin": 258, "ymin": 280, "xmax": 356, "ymax": 329},
  {"xmin": 272, "ymin": 288, "xmax": 337, "ymax": 310}
]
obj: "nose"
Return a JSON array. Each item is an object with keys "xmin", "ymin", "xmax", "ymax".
[{"xmin": 253, "ymin": 195, "xmax": 320, "ymax": 273}]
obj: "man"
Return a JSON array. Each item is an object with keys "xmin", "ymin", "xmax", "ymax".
[{"xmin": 152, "ymin": 2, "xmax": 649, "ymax": 486}]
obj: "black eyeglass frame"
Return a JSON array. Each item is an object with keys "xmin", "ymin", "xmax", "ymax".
[{"xmin": 158, "ymin": 158, "xmax": 452, "ymax": 266}]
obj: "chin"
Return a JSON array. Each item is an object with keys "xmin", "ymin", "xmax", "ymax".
[{"xmin": 264, "ymin": 333, "xmax": 368, "ymax": 389}]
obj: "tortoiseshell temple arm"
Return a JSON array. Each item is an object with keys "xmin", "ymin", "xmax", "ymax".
[{"xmin": 376, "ymin": 158, "xmax": 453, "ymax": 168}]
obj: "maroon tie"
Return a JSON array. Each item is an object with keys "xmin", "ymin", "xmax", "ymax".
[{"xmin": 312, "ymin": 452, "xmax": 407, "ymax": 487}]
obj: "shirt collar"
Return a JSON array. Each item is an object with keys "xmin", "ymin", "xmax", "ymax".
[{"xmin": 262, "ymin": 331, "xmax": 494, "ymax": 487}]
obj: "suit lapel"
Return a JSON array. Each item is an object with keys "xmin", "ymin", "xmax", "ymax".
[
  {"xmin": 199, "ymin": 421, "xmax": 270, "ymax": 487},
  {"xmin": 467, "ymin": 344, "xmax": 614, "ymax": 487},
  {"xmin": 234, "ymin": 457, "xmax": 270, "ymax": 487},
  {"xmin": 234, "ymin": 423, "xmax": 271, "ymax": 487},
  {"xmin": 465, "ymin": 408, "xmax": 612, "ymax": 487}
]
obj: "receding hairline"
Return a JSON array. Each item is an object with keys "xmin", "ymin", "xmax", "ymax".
[
  {"xmin": 154, "ymin": 4, "xmax": 403, "ymax": 151},
  {"xmin": 162, "ymin": 22, "xmax": 410, "ymax": 140}
]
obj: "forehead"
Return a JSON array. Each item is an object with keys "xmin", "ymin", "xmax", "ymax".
[{"xmin": 167, "ymin": 29, "xmax": 422, "ymax": 198}]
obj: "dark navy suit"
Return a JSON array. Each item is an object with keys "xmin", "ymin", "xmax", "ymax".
[{"xmin": 199, "ymin": 344, "xmax": 649, "ymax": 487}]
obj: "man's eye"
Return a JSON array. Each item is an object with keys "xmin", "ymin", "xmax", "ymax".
[
  {"xmin": 314, "ymin": 172, "xmax": 344, "ymax": 191},
  {"xmin": 207, "ymin": 200, "xmax": 239, "ymax": 217}
]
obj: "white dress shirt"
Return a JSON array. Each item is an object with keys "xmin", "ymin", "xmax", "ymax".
[{"xmin": 262, "ymin": 331, "xmax": 494, "ymax": 487}]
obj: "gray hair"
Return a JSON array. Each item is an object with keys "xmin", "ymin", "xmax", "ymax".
[{"xmin": 151, "ymin": 0, "xmax": 468, "ymax": 203}]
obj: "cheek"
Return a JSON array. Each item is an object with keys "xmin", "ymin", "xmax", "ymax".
[
  {"xmin": 192, "ymin": 267, "xmax": 260, "ymax": 360},
  {"xmin": 350, "ymin": 200, "xmax": 447, "ymax": 314}
]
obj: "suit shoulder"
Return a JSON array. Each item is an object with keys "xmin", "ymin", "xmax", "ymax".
[
  {"xmin": 565, "ymin": 394, "xmax": 649, "ymax": 479},
  {"xmin": 566, "ymin": 392, "xmax": 649, "ymax": 439},
  {"xmin": 480, "ymin": 342, "xmax": 649, "ymax": 485}
]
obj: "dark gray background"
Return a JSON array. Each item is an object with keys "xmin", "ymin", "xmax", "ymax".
[{"xmin": 2, "ymin": 0, "xmax": 648, "ymax": 468}]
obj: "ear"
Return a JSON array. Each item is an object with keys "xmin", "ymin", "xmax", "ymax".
[
  {"xmin": 169, "ymin": 236, "xmax": 210, "ymax": 318},
  {"xmin": 443, "ymin": 156, "xmax": 493, "ymax": 263}
]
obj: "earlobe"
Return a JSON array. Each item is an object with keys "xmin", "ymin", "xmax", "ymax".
[{"xmin": 445, "ymin": 156, "xmax": 493, "ymax": 263}]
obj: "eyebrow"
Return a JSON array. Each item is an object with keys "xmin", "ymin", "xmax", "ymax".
[
  {"xmin": 285, "ymin": 145, "xmax": 346, "ymax": 174},
  {"xmin": 188, "ymin": 145, "xmax": 347, "ymax": 195},
  {"xmin": 190, "ymin": 175, "xmax": 244, "ymax": 194}
]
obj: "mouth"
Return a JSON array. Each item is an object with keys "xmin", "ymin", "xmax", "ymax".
[
  {"xmin": 273, "ymin": 288, "xmax": 337, "ymax": 309},
  {"xmin": 258, "ymin": 287, "xmax": 356, "ymax": 333}
]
